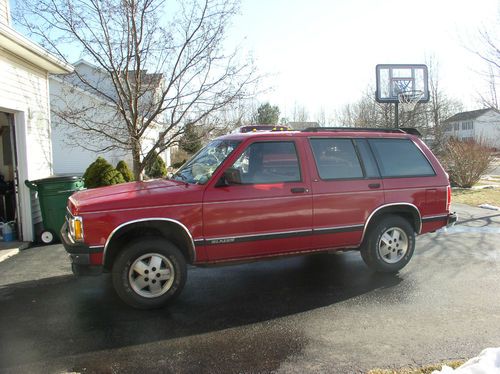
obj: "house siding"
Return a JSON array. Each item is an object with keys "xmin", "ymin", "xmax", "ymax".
[
  {"xmin": 50, "ymin": 74, "xmax": 170, "ymax": 175},
  {"xmin": 0, "ymin": 49, "xmax": 53, "ymax": 240},
  {"xmin": 443, "ymin": 109, "xmax": 500, "ymax": 149},
  {"xmin": 474, "ymin": 111, "xmax": 500, "ymax": 148},
  {"xmin": 0, "ymin": 0, "xmax": 10, "ymax": 27}
]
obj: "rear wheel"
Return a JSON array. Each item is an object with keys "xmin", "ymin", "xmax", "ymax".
[
  {"xmin": 112, "ymin": 237, "xmax": 187, "ymax": 309},
  {"xmin": 360, "ymin": 215, "xmax": 415, "ymax": 273}
]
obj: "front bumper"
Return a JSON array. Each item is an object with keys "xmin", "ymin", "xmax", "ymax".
[
  {"xmin": 447, "ymin": 212, "xmax": 458, "ymax": 227},
  {"xmin": 61, "ymin": 222, "xmax": 103, "ymax": 276}
]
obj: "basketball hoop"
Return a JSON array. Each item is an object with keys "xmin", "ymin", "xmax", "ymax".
[{"xmin": 398, "ymin": 90, "xmax": 425, "ymax": 112}]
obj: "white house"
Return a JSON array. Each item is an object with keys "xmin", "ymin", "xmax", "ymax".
[
  {"xmin": 50, "ymin": 60, "xmax": 171, "ymax": 175},
  {"xmin": 443, "ymin": 108, "xmax": 500, "ymax": 149},
  {"xmin": 0, "ymin": 0, "xmax": 72, "ymax": 241}
]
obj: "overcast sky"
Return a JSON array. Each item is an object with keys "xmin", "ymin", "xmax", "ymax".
[{"xmin": 228, "ymin": 0, "xmax": 499, "ymax": 121}]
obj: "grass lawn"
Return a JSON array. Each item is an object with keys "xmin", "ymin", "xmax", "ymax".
[
  {"xmin": 367, "ymin": 360, "xmax": 464, "ymax": 374},
  {"xmin": 452, "ymin": 188, "xmax": 500, "ymax": 207}
]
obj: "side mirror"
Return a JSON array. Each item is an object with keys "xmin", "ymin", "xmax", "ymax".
[{"xmin": 216, "ymin": 168, "xmax": 242, "ymax": 187}]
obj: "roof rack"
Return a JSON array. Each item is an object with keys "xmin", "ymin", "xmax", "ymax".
[{"xmin": 301, "ymin": 127, "xmax": 421, "ymax": 136}]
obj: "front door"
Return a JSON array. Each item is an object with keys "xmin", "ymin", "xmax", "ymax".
[{"xmin": 203, "ymin": 138, "xmax": 313, "ymax": 261}]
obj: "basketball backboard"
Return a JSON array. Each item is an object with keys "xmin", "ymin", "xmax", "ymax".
[{"xmin": 375, "ymin": 64, "xmax": 429, "ymax": 103}]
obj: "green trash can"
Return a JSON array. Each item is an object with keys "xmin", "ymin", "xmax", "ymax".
[{"xmin": 25, "ymin": 176, "xmax": 85, "ymax": 244}]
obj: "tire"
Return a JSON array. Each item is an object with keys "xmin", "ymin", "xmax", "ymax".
[
  {"xmin": 112, "ymin": 237, "xmax": 187, "ymax": 309},
  {"xmin": 360, "ymin": 215, "xmax": 415, "ymax": 273},
  {"xmin": 40, "ymin": 230, "xmax": 56, "ymax": 244}
]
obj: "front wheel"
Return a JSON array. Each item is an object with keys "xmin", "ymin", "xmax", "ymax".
[
  {"xmin": 360, "ymin": 215, "xmax": 415, "ymax": 273},
  {"xmin": 112, "ymin": 237, "xmax": 187, "ymax": 309}
]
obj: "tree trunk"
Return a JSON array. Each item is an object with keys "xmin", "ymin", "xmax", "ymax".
[{"xmin": 132, "ymin": 141, "xmax": 143, "ymax": 181}]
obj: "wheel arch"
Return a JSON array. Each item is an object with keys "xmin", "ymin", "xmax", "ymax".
[
  {"xmin": 103, "ymin": 218, "xmax": 196, "ymax": 271},
  {"xmin": 361, "ymin": 203, "xmax": 422, "ymax": 242}
]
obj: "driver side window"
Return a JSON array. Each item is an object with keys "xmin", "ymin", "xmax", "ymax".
[{"xmin": 229, "ymin": 141, "xmax": 301, "ymax": 184}]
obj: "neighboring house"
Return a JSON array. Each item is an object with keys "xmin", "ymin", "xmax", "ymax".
[
  {"xmin": 442, "ymin": 108, "xmax": 500, "ymax": 149},
  {"xmin": 50, "ymin": 59, "xmax": 171, "ymax": 175},
  {"xmin": 0, "ymin": 0, "xmax": 72, "ymax": 241}
]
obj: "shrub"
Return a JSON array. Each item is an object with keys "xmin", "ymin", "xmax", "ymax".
[
  {"xmin": 116, "ymin": 160, "xmax": 134, "ymax": 182},
  {"xmin": 440, "ymin": 138, "xmax": 495, "ymax": 188},
  {"xmin": 83, "ymin": 157, "xmax": 125, "ymax": 188},
  {"xmin": 145, "ymin": 152, "xmax": 167, "ymax": 178}
]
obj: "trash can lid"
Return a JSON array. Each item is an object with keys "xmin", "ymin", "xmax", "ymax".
[{"xmin": 31, "ymin": 175, "xmax": 84, "ymax": 184}]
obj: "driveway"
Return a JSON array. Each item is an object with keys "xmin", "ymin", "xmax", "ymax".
[{"xmin": 0, "ymin": 203, "xmax": 499, "ymax": 373}]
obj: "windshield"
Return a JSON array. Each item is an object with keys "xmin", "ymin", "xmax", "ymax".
[{"xmin": 173, "ymin": 139, "xmax": 241, "ymax": 184}]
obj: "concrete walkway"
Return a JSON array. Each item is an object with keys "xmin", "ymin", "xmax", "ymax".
[
  {"xmin": 0, "ymin": 244, "xmax": 71, "ymax": 287},
  {"xmin": 0, "ymin": 241, "xmax": 30, "ymax": 264}
]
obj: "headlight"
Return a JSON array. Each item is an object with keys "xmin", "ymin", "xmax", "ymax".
[{"xmin": 69, "ymin": 216, "xmax": 84, "ymax": 241}]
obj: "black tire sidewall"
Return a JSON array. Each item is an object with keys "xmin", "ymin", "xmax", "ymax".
[
  {"xmin": 112, "ymin": 237, "xmax": 187, "ymax": 309},
  {"xmin": 364, "ymin": 215, "xmax": 415, "ymax": 273}
]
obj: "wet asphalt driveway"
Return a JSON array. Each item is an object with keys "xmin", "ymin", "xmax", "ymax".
[{"xmin": 0, "ymin": 203, "xmax": 499, "ymax": 373}]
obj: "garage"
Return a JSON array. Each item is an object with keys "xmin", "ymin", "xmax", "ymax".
[{"xmin": 0, "ymin": 6, "xmax": 72, "ymax": 241}]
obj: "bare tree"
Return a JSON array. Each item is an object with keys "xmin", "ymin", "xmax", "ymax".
[
  {"xmin": 292, "ymin": 103, "xmax": 309, "ymax": 122},
  {"xmin": 468, "ymin": 25, "xmax": 499, "ymax": 109},
  {"xmin": 15, "ymin": 0, "xmax": 257, "ymax": 179},
  {"xmin": 425, "ymin": 56, "xmax": 463, "ymax": 151},
  {"xmin": 336, "ymin": 87, "xmax": 394, "ymax": 128}
]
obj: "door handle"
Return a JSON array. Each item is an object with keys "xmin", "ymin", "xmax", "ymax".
[
  {"xmin": 368, "ymin": 183, "xmax": 381, "ymax": 189},
  {"xmin": 291, "ymin": 187, "xmax": 308, "ymax": 193}
]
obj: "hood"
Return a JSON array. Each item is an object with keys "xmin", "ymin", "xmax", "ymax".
[{"xmin": 69, "ymin": 179, "xmax": 202, "ymax": 214}]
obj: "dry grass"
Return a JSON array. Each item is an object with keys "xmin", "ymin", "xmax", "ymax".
[
  {"xmin": 452, "ymin": 187, "xmax": 500, "ymax": 207},
  {"xmin": 367, "ymin": 360, "xmax": 464, "ymax": 374}
]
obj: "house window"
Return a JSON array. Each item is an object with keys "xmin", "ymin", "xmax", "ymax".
[
  {"xmin": 454, "ymin": 123, "xmax": 459, "ymax": 131},
  {"xmin": 461, "ymin": 121, "xmax": 473, "ymax": 130}
]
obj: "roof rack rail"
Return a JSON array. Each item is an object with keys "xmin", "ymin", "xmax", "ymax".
[
  {"xmin": 301, "ymin": 127, "xmax": 421, "ymax": 136},
  {"xmin": 399, "ymin": 128, "xmax": 422, "ymax": 136}
]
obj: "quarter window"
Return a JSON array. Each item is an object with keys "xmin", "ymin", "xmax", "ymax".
[
  {"xmin": 228, "ymin": 141, "xmax": 301, "ymax": 184},
  {"xmin": 309, "ymin": 138, "xmax": 364, "ymax": 179},
  {"xmin": 369, "ymin": 139, "xmax": 435, "ymax": 178}
]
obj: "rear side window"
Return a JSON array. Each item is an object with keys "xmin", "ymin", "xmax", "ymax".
[
  {"xmin": 369, "ymin": 139, "xmax": 435, "ymax": 178},
  {"xmin": 310, "ymin": 138, "xmax": 363, "ymax": 179}
]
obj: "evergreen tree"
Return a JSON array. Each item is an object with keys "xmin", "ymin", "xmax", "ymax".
[
  {"xmin": 179, "ymin": 123, "xmax": 203, "ymax": 154},
  {"xmin": 83, "ymin": 157, "xmax": 125, "ymax": 188},
  {"xmin": 145, "ymin": 152, "xmax": 167, "ymax": 178},
  {"xmin": 116, "ymin": 160, "xmax": 135, "ymax": 182}
]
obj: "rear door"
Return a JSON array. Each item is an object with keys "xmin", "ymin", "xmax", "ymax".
[
  {"xmin": 367, "ymin": 137, "xmax": 447, "ymax": 232},
  {"xmin": 202, "ymin": 137, "xmax": 313, "ymax": 261},
  {"xmin": 307, "ymin": 137, "xmax": 385, "ymax": 249}
]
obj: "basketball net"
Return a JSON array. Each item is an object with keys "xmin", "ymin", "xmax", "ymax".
[{"xmin": 398, "ymin": 90, "xmax": 424, "ymax": 112}]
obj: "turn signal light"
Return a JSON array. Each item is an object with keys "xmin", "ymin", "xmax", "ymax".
[{"xmin": 73, "ymin": 218, "xmax": 83, "ymax": 241}]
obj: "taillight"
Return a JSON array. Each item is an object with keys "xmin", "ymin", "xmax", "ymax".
[{"xmin": 446, "ymin": 185, "xmax": 452, "ymax": 211}]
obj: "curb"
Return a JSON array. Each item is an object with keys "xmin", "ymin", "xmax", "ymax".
[{"xmin": 479, "ymin": 204, "xmax": 500, "ymax": 211}]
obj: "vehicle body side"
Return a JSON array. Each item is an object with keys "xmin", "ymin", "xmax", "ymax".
[{"xmin": 65, "ymin": 131, "xmax": 451, "ymax": 272}]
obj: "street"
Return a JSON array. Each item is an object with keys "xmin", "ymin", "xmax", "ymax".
[{"xmin": 0, "ymin": 203, "xmax": 499, "ymax": 373}]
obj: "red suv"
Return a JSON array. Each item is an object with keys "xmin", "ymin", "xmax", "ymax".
[{"xmin": 62, "ymin": 128, "xmax": 456, "ymax": 309}]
